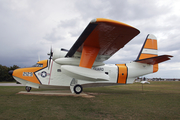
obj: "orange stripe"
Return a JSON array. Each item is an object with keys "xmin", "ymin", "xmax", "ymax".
[
  {"xmin": 79, "ymin": 46, "xmax": 100, "ymax": 68},
  {"xmin": 139, "ymin": 53, "xmax": 157, "ymax": 60},
  {"xmin": 116, "ymin": 64, "xmax": 127, "ymax": 84},
  {"xmin": 153, "ymin": 64, "xmax": 158, "ymax": 73},
  {"xmin": 144, "ymin": 39, "xmax": 157, "ymax": 49}
]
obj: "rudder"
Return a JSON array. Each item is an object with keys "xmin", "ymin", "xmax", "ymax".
[
  {"xmin": 136, "ymin": 34, "xmax": 158, "ymax": 73},
  {"xmin": 136, "ymin": 34, "xmax": 158, "ymax": 60}
]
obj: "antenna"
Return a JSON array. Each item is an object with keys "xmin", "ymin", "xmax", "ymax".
[{"xmin": 38, "ymin": 54, "xmax": 41, "ymax": 62}]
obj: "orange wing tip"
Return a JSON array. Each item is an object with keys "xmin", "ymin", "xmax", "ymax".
[{"xmin": 90, "ymin": 18, "xmax": 140, "ymax": 31}]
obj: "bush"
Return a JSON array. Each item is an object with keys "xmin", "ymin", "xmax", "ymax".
[{"xmin": 0, "ymin": 64, "xmax": 19, "ymax": 82}]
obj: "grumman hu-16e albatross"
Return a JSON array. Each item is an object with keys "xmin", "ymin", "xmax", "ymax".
[{"xmin": 9, "ymin": 18, "xmax": 173, "ymax": 94}]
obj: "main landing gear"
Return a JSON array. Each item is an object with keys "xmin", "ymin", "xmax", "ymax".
[
  {"xmin": 73, "ymin": 84, "xmax": 83, "ymax": 94},
  {"xmin": 70, "ymin": 78, "xmax": 83, "ymax": 94},
  {"xmin": 25, "ymin": 86, "xmax": 32, "ymax": 92}
]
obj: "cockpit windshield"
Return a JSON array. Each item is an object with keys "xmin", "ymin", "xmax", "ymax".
[
  {"xmin": 32, "ymin": 63, "xmax": 43, "ymax": 67},
  {"xmin": 31, "ymin": 60, "xmax": 47, "ymax": 68}
]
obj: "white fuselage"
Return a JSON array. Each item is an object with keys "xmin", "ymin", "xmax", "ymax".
[{"xmin": 13, "ymin": 60, "xmax": 154, "ymax": 89}]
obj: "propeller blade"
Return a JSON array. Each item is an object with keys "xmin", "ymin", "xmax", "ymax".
[{"xmin": 48, "ymin": 46, "xmax": 53, "ymax": 70}]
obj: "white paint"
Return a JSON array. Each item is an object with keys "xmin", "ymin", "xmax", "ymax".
[
  {"xmin": 55, "ymin": 58, "xmax": 104, "ymax": 66},
  {"xmin": 126, "ymin": 62, "xmax": 153, "ymax": 83},
  {"xmin": 61, "ymin": 65, "xmax": 109, "ymax": 81},
  {"xmin": 148, "ymin": 34, "xmax": 157, "ymax": 40},
  {"xmin": 142, "ymin": 48, "xmax": 158, "ymax": 55},
  {"xmin": 13, "ymin": 59, "xmax": 156, "ymax": 89},
  {"xmin": 52, "ymin": 48, "xmax": 67, "ymax": 60}
]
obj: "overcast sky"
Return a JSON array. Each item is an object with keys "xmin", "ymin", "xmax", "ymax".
[{"xmin": 0, "ymin": 0, "xmax": 179, "ymax": 78}]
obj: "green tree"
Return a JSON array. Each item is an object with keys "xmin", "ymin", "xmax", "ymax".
[{"xmin": 0, "ymin": 64, "xmax": 20, "ymax": 82}]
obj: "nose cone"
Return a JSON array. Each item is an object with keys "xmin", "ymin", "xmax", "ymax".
[
  {"xmin": 12, "ymin": 68, "xmax": 41, "ymax": 84},
  {"xmin": 8, "ymin": 70, "xmax": 14, "ymax": 76}
]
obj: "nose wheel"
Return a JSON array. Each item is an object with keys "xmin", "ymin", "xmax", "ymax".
[{"xmin": 25, "ymin": 86, "xmax": 32, "ymax": 92}]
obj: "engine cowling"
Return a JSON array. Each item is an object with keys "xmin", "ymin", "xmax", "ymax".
[
  {"xmin": 52, "ymin": 48, "xmax": 68, "ymax": 60},
  {"xmin": 50, "ymin": 48, "xmax": 104, "ymax": 67}
]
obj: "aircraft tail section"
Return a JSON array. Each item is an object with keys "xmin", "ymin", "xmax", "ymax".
[
  {"xmin": 136, "ymin": 34, "xmax": 158, "ymax": 60},
  {"xmin": 134, "ymin": 34, "xmax": 173, "ymax": 73}
]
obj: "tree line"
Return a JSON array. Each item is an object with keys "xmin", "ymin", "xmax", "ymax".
[{"xmin": 0, "ymin": 64, "xmax": 19, "ymax": 82}]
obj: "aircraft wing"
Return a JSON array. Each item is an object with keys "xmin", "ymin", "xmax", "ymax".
[
  {"xmin": 65, "ymin": 18, "xmax": 140, "ymax": 68},
  {"xmin": 134, "ymin": 55, "xmax": 173, "ymax": 65}
]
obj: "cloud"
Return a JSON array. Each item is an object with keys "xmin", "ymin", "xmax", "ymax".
[{"xmin": 0, "ymin": 0, "xmax": 179, "ymax": 78}]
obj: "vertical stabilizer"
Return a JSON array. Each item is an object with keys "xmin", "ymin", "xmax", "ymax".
[
  {"xmin": 136, "ymin": 34, "xmax": 158, "ymax": 60},
  {"xmin": 136, "ymin": 34, "xmax": 158, "ymax": 72}
]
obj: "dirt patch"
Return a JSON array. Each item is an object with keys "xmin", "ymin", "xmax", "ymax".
[{"xmin": 17, "ymin": 90, "xmax": 95, "ymax": 98}]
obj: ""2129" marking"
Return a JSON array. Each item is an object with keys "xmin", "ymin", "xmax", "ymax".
[{"xmin": 23, "ymin": 72, "xmax": 33, "ymax": 77}]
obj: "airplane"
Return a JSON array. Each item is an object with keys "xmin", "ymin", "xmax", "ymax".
[
  {"xmin": 140, "ymin": 81, "xmax": 150, "ymax": 84},
  {"xmin": 9, "ymin": 18, "xmax": 173, "ymax": 94}
]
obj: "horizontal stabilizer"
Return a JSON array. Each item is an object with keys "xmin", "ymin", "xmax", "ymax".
[
  {"xmin": 61, "ymin": 65, "xmax": 109, "ymax": 81},
  {"xmin": 135, "ymin": 55, "xmax": 173, "ymax": 65}
]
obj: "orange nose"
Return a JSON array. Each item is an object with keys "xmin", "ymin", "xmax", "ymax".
[{"xmin": 13, "ymin": 68, "xmax": 41, "ymax": 84}]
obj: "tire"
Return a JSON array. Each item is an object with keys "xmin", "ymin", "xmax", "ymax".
[
  {"xmin": 73, "ymin": 84, "xmax": 83, "ymax": 94},
  {"xmin": 25, "ymin": 86, "xmax": 32, "ymax": 92}
]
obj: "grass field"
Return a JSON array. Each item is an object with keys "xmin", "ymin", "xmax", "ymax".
[{"xmin": 0, "ymin": 81, "xmax": 180, "ymax": 120}]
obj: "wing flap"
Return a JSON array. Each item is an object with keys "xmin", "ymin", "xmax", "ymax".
[{"xmin": 135, "ymin": 55, "xmax": 173, "ymax": 65}]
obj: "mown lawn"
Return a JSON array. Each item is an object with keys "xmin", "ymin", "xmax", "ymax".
[{"xmin": 0, "ymin": 81, "xmax": 180, "ymax": 120}]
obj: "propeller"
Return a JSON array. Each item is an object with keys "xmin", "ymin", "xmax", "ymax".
[{"xmin": 47, "ymin": 47, "xmax": 53, "ymax": 69}]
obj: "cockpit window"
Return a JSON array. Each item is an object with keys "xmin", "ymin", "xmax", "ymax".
[{"xmin": 32, "ymin": 63, "xmax": 43, "ymax": 67}]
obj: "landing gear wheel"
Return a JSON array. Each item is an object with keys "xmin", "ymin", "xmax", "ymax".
[
  {"xmin": 73, "ymin": 84, "xmax": 83, "ymax": 94},
  {"xmin": 25, "ymin": 86, "xmax": 32, "ymax": 92}
]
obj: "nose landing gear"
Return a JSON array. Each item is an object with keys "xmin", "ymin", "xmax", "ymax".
[{"xmin": 25, "ymin": 86, "xmax": 32, "ymax": 92}]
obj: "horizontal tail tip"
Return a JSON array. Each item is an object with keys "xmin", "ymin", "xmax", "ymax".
[{"xmin": 147, "ymin": 34, "xmax": 157, "ymax": 40}]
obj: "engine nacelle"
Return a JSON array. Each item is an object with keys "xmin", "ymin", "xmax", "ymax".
[
  {"xmin": 52, "ymin": 48, "xmax": 68, "ymax": 60},
  {"xmin": 51, "ymin": 48, "xmax": 105, "ymax": 67}
]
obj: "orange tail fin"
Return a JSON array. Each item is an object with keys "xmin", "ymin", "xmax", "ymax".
[
  {"xmin": 135, "ymin": 34, "xmax": 173, "ymax": 73},
  {"xmin": 136, "ymin": 34, "xmax": 158, "ymax": 60}
]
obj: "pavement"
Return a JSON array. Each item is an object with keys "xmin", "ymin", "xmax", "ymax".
[
  {"xmin": 0, "ymin": 83, "xmax": 25, "ymax": 86},
  {"xmin": 17, "ymin": 90, "xmax": 95, "ymax": 98},
  {"xmin": 0, "ymin": 83, "xmax": 94, "ymax": 98}
]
